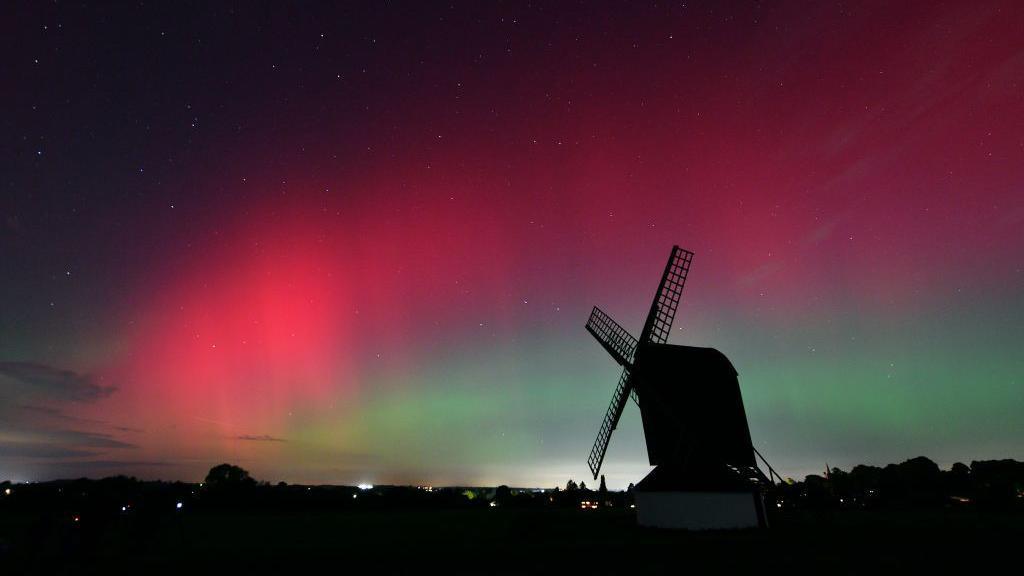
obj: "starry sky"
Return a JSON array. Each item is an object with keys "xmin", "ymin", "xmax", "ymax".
[{"xmin": 2, "ymin": 1, "xmax": 1023, "ymax": 488}]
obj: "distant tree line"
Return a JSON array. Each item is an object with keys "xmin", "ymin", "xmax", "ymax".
[
  {"xmin": 772, "ymin": 457, "xmax": 1024, "ymax": 510},
  {"xmin": 2, "ymin": 456, "xmax": 1021, "ymax": 528}
]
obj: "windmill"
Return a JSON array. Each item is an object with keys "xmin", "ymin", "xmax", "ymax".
[{"xmin": 584, "ymin": 245, "xmax": 773, "ymax": 529}]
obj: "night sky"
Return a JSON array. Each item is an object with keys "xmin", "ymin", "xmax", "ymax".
[{"xmin": 2, "ymin": 1, "xmax": 1023, "ymax": 488}]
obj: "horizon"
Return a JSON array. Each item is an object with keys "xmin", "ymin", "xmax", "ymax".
[
  {"xmin": 4, "ymin": 453, "xmax": 1013, "ymax": 490},
  {"xmin": 2, "ymin": 1, "xmax": 1023, "ymax": 490}
]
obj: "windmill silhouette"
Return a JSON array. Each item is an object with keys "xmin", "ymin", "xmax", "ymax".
[{"xmin": 584, "ymin": 246, "xmax": 773, "ymax": 529}]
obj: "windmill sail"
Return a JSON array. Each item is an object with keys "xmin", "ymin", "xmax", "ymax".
[
  {"xmin": 639, "ymin": 246, "xmax": 693, "ymax": 345},
  {"xmin": 587, "ymin": 367, "xmax": 633, "ymax": 478},
  {"xmin": 585, "ymin": 246, "xmax": 693, "ymax": 479},
  {"xmin": 585, "ymin": 306, "xmax": 638, "ymax": 366}
]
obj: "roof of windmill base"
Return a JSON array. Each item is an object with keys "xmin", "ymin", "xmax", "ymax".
[
  {"xmin": 638, "ymin": 344, "xmax": 738, "ymax": 377},
  {"xmin": 634, "ymin": 463, "xmax": 761, "ymax": 493}
]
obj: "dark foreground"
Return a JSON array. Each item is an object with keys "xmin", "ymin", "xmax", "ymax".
[{"xmin": 2, "ymin": 505, "xmax": 1021, "ymax": 575}]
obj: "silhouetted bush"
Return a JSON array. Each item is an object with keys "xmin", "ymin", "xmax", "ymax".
[
  {"xmin": 204, "ymin": 463, "xmax": 256, "ymax": 488},
  {"xmin": 971, "ymin": 460, "xmax": 1024, "ymax": 507},
  {"xmin": 879, "ymin": 457, "xmax": 943, "ymax": 506}
]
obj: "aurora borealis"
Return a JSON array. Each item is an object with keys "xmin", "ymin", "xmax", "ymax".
[{"xmin": 2, "ymin": 1, "xmax": 1023, "ymax": 488}]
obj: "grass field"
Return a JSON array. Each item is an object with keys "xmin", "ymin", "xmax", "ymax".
[{"xmin": 2, "ymin": 505, "xmax": 1021, "ymax": 574}]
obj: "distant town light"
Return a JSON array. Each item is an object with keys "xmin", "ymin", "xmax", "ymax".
[
  {"xmin": 357, "ymin": 483, "xmax": 373, "ymax": 490},
  {"xmin": 3, "ymin": 488, "xmax": 10, "ymax": 496}
]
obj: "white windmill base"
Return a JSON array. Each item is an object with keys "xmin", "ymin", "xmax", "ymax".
[{"xmin": 635, "ymin": 490, "xmax": 766, "ymax": 530}]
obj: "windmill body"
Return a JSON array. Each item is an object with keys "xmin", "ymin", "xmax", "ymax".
[{"xmin": 584, "ymin": 246, "xmax": 769, "ymax": 529}]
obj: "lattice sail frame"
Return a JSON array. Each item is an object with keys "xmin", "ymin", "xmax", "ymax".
[
  {"xmin": 638, "ymin": 247, "xmax": 692, "ymax": 345},
  {"xmin": 586, "ymin": 367, "xmax": 632, "ymax": 477},
  {"xmin": 585, "ymin": 306, "xmax": 638, "ymax": 367},
  {"xmin": 586, "ymin": 246, "xmax": 695, "ymax": 479}
]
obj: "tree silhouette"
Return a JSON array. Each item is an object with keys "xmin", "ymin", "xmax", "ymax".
[
  {"xmin": 205, "ymin": 463, "xmax": 256, "ymax": 488},
  {"xmin": 495, "ymin": 485, "xmax": 511, "ymax": 504}
]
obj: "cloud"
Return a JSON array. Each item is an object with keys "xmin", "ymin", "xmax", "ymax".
[
  {"xmin": 47, "ymin": 430, "xmax": 137, "ymax": 450},
  {"xmin": 18, "ymin": 404, "xmax": 62, "ymax": 416},
  {"xmin": 0, "ymin": 458, "xmax": 174, "ymax": 481},
  {"xmin": 736, "ymin": 261, "xmax": 784, "ymax": 288},
  {"xmin": 0, "ymin": 428, "xmax": 136, "ymax": 459},
  {"xmin": 0, "ymin": 363, "xmax": 141, "ymax": 478},
  {"xmin": 16, "ymin": 404, "xmax": 108, "ymax": 426},
  {"xmin": 0, "ymin": 442, "xmax": 96, "ymax": 459},
  {"xmin": 0, "ymin": 362, "xmax": 116, "ymax": 402},
  {"xmin": 235, "ymin": 434, "xmax": 288, "ymax": 443},
  {"xmin": 804, "ymin": 221, "xmax": 837, "ymax": 246},
  {"xmin": 48, "ymin": 459, "xmax": 171, "ymax": 470}
]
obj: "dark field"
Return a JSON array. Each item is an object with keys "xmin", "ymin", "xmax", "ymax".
[{"xmin": 2, "ymin": 505, "xmax": 1021, "ymax": 574}]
